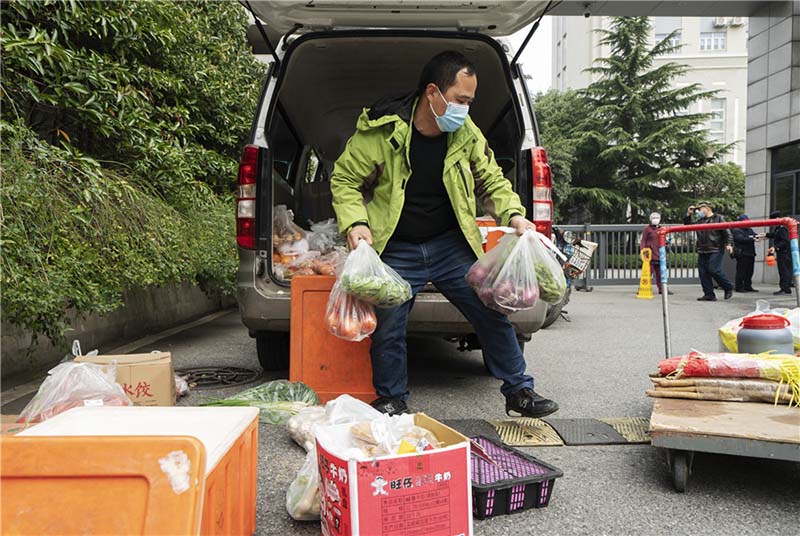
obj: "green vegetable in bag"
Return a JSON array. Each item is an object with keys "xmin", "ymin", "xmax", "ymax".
[{"xmin": 535, "ymin": 263, "xmax": 566, "ymax": 304}]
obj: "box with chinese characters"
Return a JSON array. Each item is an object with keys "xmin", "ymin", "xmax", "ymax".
[
  {"xmin": 315, "ymin": 414, "xmax": 472, "ymax": 536},
  {"xmin": 74, "ymin": 351, "xmax": 175, "ymax": 406}
]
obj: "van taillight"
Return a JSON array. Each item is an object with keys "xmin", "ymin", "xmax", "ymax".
[
  {"xmin": 531, "ymin": 147, "xmax": 553, "ymax": 236},
  {"xmin": 236, "ymin": 144, "xmax": 258, "ymax": 249}
]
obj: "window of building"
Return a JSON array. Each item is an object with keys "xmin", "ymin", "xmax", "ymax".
[
  {"xmin": 700, "ymin": 32, "xmax": 726, "ymax": 51},
  {"xmin": 707, "ymin": 98, "xmax": 725, "ymax": 143},
  {"xmin": 653, "ymin": 17, "xmax": 682, "ymax": 50},
  {"xmin": 770, "ymin": 142, "xmax": 800, "ymax": 216}
]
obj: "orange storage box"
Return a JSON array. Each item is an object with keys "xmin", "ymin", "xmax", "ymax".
[
  {"xmin": 4, "ymin": 406, "xmax": 259, "ymax": 535},
  {"xmin": 290, "ymin": 275, "xmax": 376, "ymax": 403}
]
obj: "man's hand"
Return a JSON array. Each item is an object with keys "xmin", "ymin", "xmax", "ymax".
[
  {"xmin": 509, "ymin": 215, "xmax": 536, "ymax": 236},
  {"xmin": 769, "ymin": 246, "xmax": 776, "ymax": 255},
  {"xmin": 347, "ymin": 224, "xmax": 373, "ymax": 250},
  {"xmin": 726, "ymin": 244, "xmax": 734, "ymax": 254},
  {"xmin": 687, "ymin": 205, "xmax": 696, "ymax": 216}
]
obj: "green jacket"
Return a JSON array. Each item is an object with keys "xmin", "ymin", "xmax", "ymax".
[{"xmin": 331, "ymin": 93, "xmax": 525, "ymax": 258}]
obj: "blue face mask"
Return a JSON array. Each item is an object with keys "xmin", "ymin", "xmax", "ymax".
[
  {"xmin": 430, "ymin": 87, "xmax": 469, "ymax": 132},
  {"xmin": 695, "ymin": 209, "xmax": 704, "ymax": 219}
]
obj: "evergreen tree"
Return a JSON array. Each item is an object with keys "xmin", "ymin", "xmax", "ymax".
[{"xmin": 565, "ymin": 16, "xmax": 742, "ymax": 222}]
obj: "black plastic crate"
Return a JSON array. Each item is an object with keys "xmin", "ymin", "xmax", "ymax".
[{"xmin": 470, "ymin": 435, "xmax": 563, "ymax": 519}]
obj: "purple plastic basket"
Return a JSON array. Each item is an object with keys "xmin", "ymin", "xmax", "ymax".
[{"xmin": 471, "ymin": 436, "xmax": 563, "ymax": 519}]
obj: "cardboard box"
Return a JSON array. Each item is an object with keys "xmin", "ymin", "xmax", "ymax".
[
  {"xmin": 74, "ymin": 352, "xmax": 175, "ymax": 406},
  {"xmin": 316, "ymin": 414, "xmax": 472, "ymax": 536}
]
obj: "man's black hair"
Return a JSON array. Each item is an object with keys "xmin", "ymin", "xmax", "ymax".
[{"xmin": 416, "ymin": 51, "xmax": 476, "ymax": 95}]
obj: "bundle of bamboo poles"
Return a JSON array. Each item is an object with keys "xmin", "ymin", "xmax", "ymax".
[{"xmin": 647, "ymin": 376, "xmax": 793, "ymax": 404}]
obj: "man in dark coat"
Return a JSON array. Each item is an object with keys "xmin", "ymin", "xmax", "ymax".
[
  {"xmin": 732, "ymin": 214, "xmax": 759, "ymax": 293},
  {"xmin": 684, "ymin": 201, "xmax": 734, "ymax": 301},
  {"xmin": 767, "ymin": 210, "xmax": 793, "ymax": 295}
]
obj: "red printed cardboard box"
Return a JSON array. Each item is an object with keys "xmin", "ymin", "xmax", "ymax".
[
  {"xmin": 315, "ymin": 414, "xmax": 472, "ymax": 536},
  {"xmin": 74, "ymin": 352, "xmax": 175, "ymax": 406}
]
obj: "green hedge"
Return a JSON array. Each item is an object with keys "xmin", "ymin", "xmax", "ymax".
[
  {"xmin": 1, "ymin": 120, "xmax": 237, "ymax": 344},
  {"xmin": 1, "ymin": 0, "xmax": 263, "ymax": 347}
]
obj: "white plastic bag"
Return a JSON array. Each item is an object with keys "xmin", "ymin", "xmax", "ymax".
[
  {"xmin": 287, "ymin": 449, "xmax": 321, "ymax": 521},
  {"xmin": 287, "ymin": 406, "xmax": 327, "ymax": 452},
  {"xmin": 324, "ymin": 281, "xmax": 377, "ymax": 341},
  {"xmin": 308, "ymin": 218, "xmax": 345, "ymax": 253},
  {"xmin": 466, "ymin": 230, "xmax": 540, "ymax": 314},
  {"xmin": 19, "ymin": 362, "xmax": 132, "ymax": 423},
  {"xmin": 285, "ymin": 396, "xmax": 382, "ymax": 521},
  {"xmin": 530, "ymin": 231, "xmax": 567, "ymax": 304},
  {"xmin": 339, "ymin": 240, "xmax": 412, "ymax": 307}
]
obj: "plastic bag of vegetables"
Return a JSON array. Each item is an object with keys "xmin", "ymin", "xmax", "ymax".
[
  {"xmin": 286, "ymin": 449, "xmax": 321, "ymax": 520},
  {"xmin": 325, "ymin": 281, "xmax": 377, "ymax": 341},
  {"xmin": 339, "ymin": 240, "xmax": 412, "ymax": 307},
  {"xmin": 529, "ymin": 231, "xmax": 567, "ymax": 304},
  {"xmin": 465, "ymin": 230, "xmax": 540, "ymax": 314},
  {"xmin": 203, "ymin": 380, "xmax": 319, "ymax": 424}
]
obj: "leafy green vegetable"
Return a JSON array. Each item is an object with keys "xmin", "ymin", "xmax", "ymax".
[
  {"xmin": 341, "ymin": 274, "xmax": 412, "ymax": 307},
  {"xmin": 535, "ymin": 263, "xmax": 566, "ymax": 304},
  {"xmin": 203, "ymin": 381, "xmax": 320, "ymax": 424}
]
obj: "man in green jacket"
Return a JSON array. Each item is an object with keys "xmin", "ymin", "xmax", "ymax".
[{"xmin": 331, "ymin": 51, "xmax": 558, "ymax": 418}]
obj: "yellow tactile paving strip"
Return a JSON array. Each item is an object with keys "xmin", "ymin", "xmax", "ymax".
[
  {"xmin": 488, "ymin": 418, "xmax": 565, "ymax": 447},
  {"xmin": 599, "ymin": 417, "xmax": 651, "ymax": 443}
]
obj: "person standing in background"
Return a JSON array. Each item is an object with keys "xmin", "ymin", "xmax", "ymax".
[
  {"xmin": 767, "ymin": 210, "xmax": 792, "ymax": 295},
  {"xmin": 640, "ymin": 212, "xmax": 672, "ymax": 295},
  {"xmin": 684, "ymin": 202, "xmax": 734, "ymax": 301},
  {"xmin": 732, "ymin": 215, "xmax": 760, "ymax": 293}
]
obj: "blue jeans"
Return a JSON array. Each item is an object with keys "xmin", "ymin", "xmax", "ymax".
[
  {"xmin": 698, "ymin": 250, "xmax": 733, "ymax": 296},
  {"xmin": 371, "ymin": 229, "xmax": 534, "ymax": 401}
]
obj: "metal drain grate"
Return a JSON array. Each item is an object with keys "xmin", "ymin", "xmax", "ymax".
[
  {"xmin": 599, "ymin": 417, "xmax": 651, "ymax": 443},
  {"xmin": 175, "ymin": 366, "xmax": 261, "ymax": 389},
  {"xmin": 489, "ymin": 418, "xmax": 564, "ymax": 447}
]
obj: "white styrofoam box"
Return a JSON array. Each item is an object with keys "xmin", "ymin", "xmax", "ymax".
[{"xmin": 19, "ymin": 406, "xmax": 259, "ymax": 473}]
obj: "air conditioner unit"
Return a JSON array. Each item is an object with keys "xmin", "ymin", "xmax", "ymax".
[
  {"xmin": 713, "ymin": 17, "xmax": 729, "ymax": 28},
  {"xmin": 730, "ymin": 17, "xmax": 745, "ymax": 27}
]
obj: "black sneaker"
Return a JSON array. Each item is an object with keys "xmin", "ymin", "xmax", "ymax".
[
  {"xmin": 370, "ymin": 397, "xmax": 408, "ymax": 416},
  {"xmin": 724, "ymin": 289, "xmax": 733, "ymax": 300},
  {"xmin": 745, "ymin": 288, "xmax": 759, "ymax": 292},
  {"xmin": 774, "ymin": 289, "xmax": 792, "ymax": 295},
  {"xmin": 697, "ymin": 295, "xmax": 717, "ymax": 301},
  {"xmin": 505, "ymin": 388, "xmax": 559, "ymax": 418}
]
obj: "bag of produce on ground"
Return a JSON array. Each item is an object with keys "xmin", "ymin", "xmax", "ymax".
[
  {"xmin": 286, "ymin": 395, "xmax": 382, "ymax": 521},
  {"xmin": 339, "ymin": 240, "xmax": 412, "ymax": 307},
  {"xmin": 530, "ymin": 231, "xmax": 567, "ymax": 304},
  {"xmin": 203, "ymin": 380, "xmax": 319, "ymax": 424},
  {"xmin": 19, "ymin": 362, "xmax": 132, "ymax": 423},
  {"xmin": 325, "ymin": 280, "xmax": 377, "ymax": 341},
  {"xmin": 466, "ymin": 231, "xmax": 540, "ymax": 314},
  {"xmin": 287, "ymin": 449, "xmax": 321, "ymax": 521}
]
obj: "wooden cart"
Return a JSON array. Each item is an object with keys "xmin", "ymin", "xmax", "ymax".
[
  {"xmin": 650, "ymin": 398, "xmax": 800, "ymax": 492},
  {"xmin": 650, "ymin": 218, "xmax": 800, "ymax": 492}
]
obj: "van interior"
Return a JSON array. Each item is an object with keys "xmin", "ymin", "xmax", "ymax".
[{"xmin": 262, "ymin": 33, "xmax": 532, "ymax": 278}]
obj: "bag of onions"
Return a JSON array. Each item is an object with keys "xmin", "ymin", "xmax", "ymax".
[{"xmin": 465, "ymin": 230, "xmax": 541, "ymax": 314}]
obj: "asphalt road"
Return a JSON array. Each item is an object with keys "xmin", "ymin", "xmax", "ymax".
[{"xmin": 3, "ymin": 285, "xmax": 799, "ymax": 534}]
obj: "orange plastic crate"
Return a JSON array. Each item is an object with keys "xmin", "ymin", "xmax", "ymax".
[
  {"xmin": 4, "ymin": 407, "xmax": 259, "ymax": 535},
  {"xmin": 290, "ymin": 275, "xmax": 376, "ymax": 403}
]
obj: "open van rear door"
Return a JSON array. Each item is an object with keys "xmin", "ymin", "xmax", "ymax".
[{"xmin": 240, "ymin": 0, "xmax": 552, "ymax": 36}]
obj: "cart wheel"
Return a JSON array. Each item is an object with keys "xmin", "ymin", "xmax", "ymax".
[{"xmin": 670, "ymin": 450, "xmax": 690, "ymax": 493}]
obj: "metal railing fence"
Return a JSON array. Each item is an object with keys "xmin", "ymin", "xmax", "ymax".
[{"xmin": 559, "ymin": 224, "xmax": 698, "ymax": 285}]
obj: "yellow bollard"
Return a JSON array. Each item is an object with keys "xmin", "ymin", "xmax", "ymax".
[{"xmin": 637, "ymin": 248, "xmax": 654, "ymax": 300}]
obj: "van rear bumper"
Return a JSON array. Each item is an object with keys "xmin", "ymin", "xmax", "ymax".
[{"xmin": 237, "ymin": 250, "xmax": 546, "ymax": 336}]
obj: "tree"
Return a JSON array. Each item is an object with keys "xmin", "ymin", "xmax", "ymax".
[{"xmin": 537, "ymin": 17, "xmax": 743, "ymax": 223}]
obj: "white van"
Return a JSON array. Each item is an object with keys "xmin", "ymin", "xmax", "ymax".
[{"xmin": 235, "ymin": 1, "xmax": 556, "ymax": 370}]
